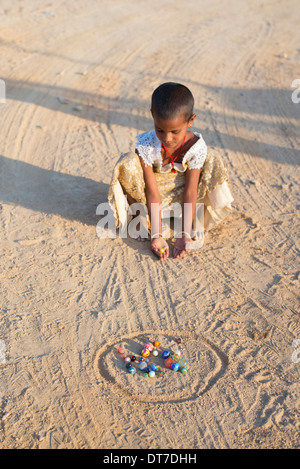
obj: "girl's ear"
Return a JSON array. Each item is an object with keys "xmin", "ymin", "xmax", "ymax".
[{"xmin": 188, "ymin": 113, "xmax": 197, "ymax": 127}]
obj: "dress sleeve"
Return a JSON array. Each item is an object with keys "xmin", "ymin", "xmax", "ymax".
[
  {"xmin": 136, "ymin": 130, "xmax": 160, "ymax": 167},
  {"xmin": 186, "ymin": 134, "xmax": 208, "ymax": 170}
]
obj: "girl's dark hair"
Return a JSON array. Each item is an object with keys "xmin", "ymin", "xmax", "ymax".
[{"xmin": 151, "ymin": 82, "xmax": 194, "ymax": 122}]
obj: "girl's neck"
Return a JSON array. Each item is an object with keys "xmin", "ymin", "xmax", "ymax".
[{"xmin": 161, "ymin": 132, "xmax": 199, "ymax": 166}]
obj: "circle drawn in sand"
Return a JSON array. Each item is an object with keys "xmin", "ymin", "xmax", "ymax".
[{"xmin": 95, "ymin": 331, "xmax": 228, "ymax": 404}]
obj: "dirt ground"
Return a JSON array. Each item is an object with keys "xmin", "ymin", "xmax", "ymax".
[{"xmin": 0, "ymin": 0, "xmax": 299, "ymax": 449}]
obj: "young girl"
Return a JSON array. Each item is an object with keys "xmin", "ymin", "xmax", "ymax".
[{"xmin": 108, "ymin": 82, "xmax": 233, "ymax": 260}]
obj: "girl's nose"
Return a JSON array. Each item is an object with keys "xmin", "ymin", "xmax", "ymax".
[{"xmin": 164, "ymin": 133, "xmax": 173, "ymax": 143}]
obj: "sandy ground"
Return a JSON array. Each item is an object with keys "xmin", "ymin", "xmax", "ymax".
[{"xmin": 0, "ymin": 0, "xmax": 299, "ymax": 450}]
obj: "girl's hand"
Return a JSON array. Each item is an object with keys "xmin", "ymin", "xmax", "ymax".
[
  {"xmin": 151, "ymin": 237, "xmax": 169, "ymax": 261},
  {"xmin": 173, "ymin": 235, "xmax": 190, "ymax": 259}
]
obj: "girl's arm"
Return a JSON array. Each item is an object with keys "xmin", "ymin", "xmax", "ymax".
[
  {"xmin": 138, "ymin": 154, "xmax": 169, "ymax": 260},
  {"xmin": 182, "ymin": 167, "xmax": 201, "ymax": 235},
  {"xmin": 138, "ymin": 155, "xmax": 162, "ymax": 235},
  {"xmin": 173, "ymin": 168, "xmax": 201, "ymax": 259}
]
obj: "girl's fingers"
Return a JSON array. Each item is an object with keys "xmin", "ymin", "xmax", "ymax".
[
  {"xmin": 152, "ymin": 244, "xmax": 169, "ymax": 261},
  {"xmin": 173, "ymin": 246, "xmax": 188, "ymax": 258},
  {"xmin": 160, "ymin": 247, "xmax": 168, "ymax": 261}
]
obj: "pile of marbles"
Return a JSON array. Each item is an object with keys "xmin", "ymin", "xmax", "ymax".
[{"xmin": 117, "ymin": 337, "xmax": 188, "ymax": 378}]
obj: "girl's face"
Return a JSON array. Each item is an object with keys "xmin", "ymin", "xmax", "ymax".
[{"xmin": 152, "ymin": 112, "xmax": 196, "ymax": 151}]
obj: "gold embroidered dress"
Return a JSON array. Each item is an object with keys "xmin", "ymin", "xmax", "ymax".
[{"xmin": 108, "ymin": 130, "xmax": 233, "ymax": 243}]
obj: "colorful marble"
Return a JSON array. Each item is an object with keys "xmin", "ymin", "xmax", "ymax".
[
  {"xmin": 164, "ymin": 358, "xmax": 173, "ymax": 368},
  {"xmin": 144, "ymin": 342, "xmax": 154, "ymax": 351},
  {"xmin": 179, "ymin": 358, "xmax": 188, "ymax": 368},
  {"xmin": 138, "ymin": 361, "xmax": 147, "ymax": 371}
]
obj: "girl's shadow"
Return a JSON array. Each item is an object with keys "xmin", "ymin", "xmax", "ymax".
[{"xmin": 0, "ymin": 154, "xmax": 108, "ymax": 225}]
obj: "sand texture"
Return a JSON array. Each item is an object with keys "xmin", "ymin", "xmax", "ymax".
[{"xmin": 0, "ymin": 0, "xmax": 299, "ymax": 449}]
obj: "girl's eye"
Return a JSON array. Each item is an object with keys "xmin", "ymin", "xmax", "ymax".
[{"xmin": 157, "ymin": 129, "xmax": 180, "ymax": 134}]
